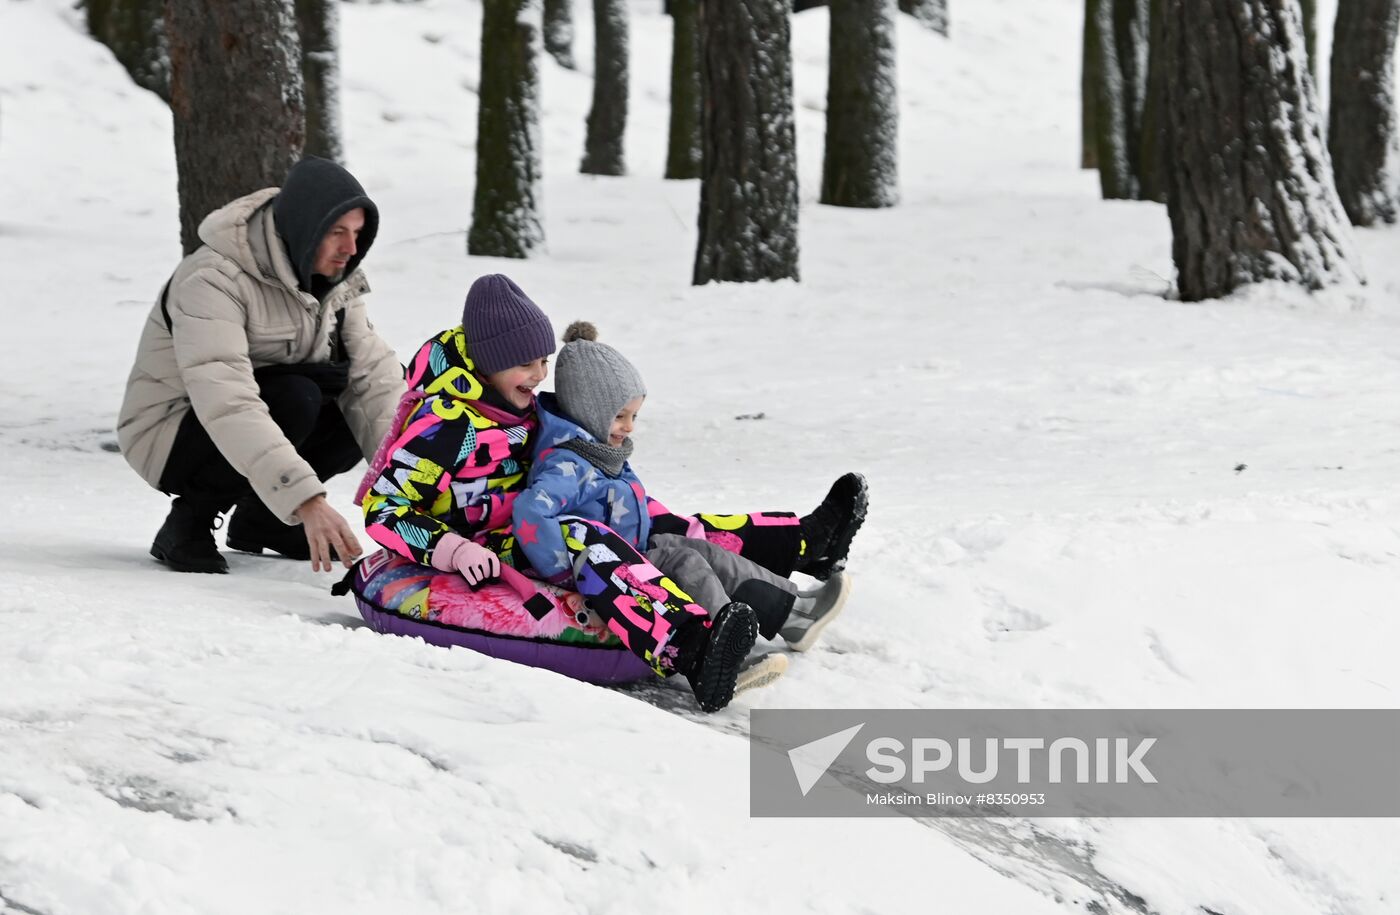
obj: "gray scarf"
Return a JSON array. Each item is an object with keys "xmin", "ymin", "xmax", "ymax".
[{"xmin": 558, "ymin": 437, "xmax": 633, "ymax": 478}]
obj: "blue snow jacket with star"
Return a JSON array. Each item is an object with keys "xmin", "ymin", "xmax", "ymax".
[{"xmin": 512, "ymin": 393, "xmax": 652, "ymax": 582}]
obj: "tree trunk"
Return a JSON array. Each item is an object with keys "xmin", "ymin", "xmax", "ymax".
[
  {"xmin": 1163, "ymin": 0, "xmax": 1361, "ymax": 301},
  {"xmin": 897, "ymin": 0, "xmax": 948, "ymax": 35},
  {"xmin": 544, "ymin": 0, "xmax": 576, "ymax": 68},
  {"xmin": 693, "ymin": 0, "xmax": 799, "ymax": 284},
  {"xmin": 1082, "ymin": 0, "xmax": 1101, "ymax": 168},
  {"xmin": 295, "ymin": 0, "xmax": 342, "ymax": 162},
  {"xmin": 581, "ymin": 0, "xmax": 628, "ymax": 175},
  {"xmin": 1093, "ymin": 0, "xmax": 1149, "ymax": 199},
  {"xmin": 469, "ymin": 0, "xmax": 544, "ymax": 258},
  {"xmin": 821, "ymin": 0, "xmax": 898, "ymax": 207},
  {"xmin": 1328, "ymin": 0, "xmax": 1400, "ymax": 226},
  {"xmin": 1137, "ymin": 0, "xmax": 1168, "ymax": 201},
  {"xmin": 665, "ymin": 0, "xmax": 702, "ymax": 179},
  {"xmin": 166, "ymin": 0, "xmax": 305, "ymax": 255},
  {"xmin": 86, "ymin": 0, "xmax": 170, "ymax": 101}
]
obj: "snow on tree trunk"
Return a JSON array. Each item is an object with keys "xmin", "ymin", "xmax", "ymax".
[
  {"xmin": 897, "ymin": 0, "xmax": 948, "ymax": 35},
  {"xmin": 296, "ymin": 0, "xmax": 343, "ymax": 163},
  {"xmin": 544, "ymin": 0, "xmax": 576, "ymax": 69},
  {"xmin": 1137, "ymin": 0, "xmax": 1168, "ymax": 201},
  {"xmin": 1299, "ymin": 0, "xmax": 1317, "ymax": 80},
  {"xmin": 1082, "ymin": 0, "xmax": 1101, "ymax": 169},
  {"xmin": 1328, "ymin": 0, "xmax": 1400, "ymax": 226},
  {"xmin": 86, "ymin": 0, "xmax": 170, "ymax": 101},
  {"xmin": 580, "ymin": 0, "xmax": 628, "ymax": 176},
  {"xmin": 665, "ymin": 0, "xmax": 702, "ymax": 179},
  {"xmin": 166, "ymin": 0, "xmax": 305, "ymax": 255},
  {"xmin": 693, "ymin": 0, "xmax": 799, "ymax": 284},
  {"xmin": 469, "ymin": 0, "xmax": 544, "ymax": 258},
  {"xmin": 1092, "ymin": 0, "xmax": 1149, "ymax": 199},
  {"xmin": 821, "ymin": 0, "xmax": 898, "ymax": 208},
  {"xmin": 1162, "ymin": 0, "xmax": 1362, "ymax": 302}
]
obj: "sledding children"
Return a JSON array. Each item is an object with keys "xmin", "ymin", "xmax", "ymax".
[
  {"xmin": 511, "ymin": 322, "xmax": 856, "ymax": 669},
  {"xmin": 360, "ymin": 275, "xmax": 867, "ymax": 712}
]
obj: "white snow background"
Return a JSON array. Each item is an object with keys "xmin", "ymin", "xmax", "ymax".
[{"xmin": 2, "ymin": 0, "xmax": 1400, "ymax": 912}]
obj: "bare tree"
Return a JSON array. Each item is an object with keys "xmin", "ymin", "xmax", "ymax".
[
  {"xmin": 798, "ymin": 0, "xmax": 947, "ymax": 32},
  {"xmin": 581, "ymin": 0, "xmax": 628, "ymax": 175},
  {"xmin": 544, "ymin": 0, "xmax": 576, "ymax": 68},
  {"xmin": 1137, "ymin": 0, "xmax": 1168, "ymax": 201},
  {"xmin": 693, "ymin": 0, "xmax": 799, "ymax": 284},
  {"xmin": 1092, "ymin": 0, "xmax": 1149, "ymax": 199},
  {"xmin": 1082, "ymin": 0, "xmax": 1100, "ymax": 168},
  {"xmin": 665, "ymin": 0, "xmax": 702, "ymax": 179},
  {"xmin": 1328, "ymin": 0, "xmax": 1400, "ymax": 226},
  {"xmin": 898, "ymin": 0, "xmax": 948, "ymax": 35},
  {"xmin": 469, "ymin": 0, "xmax": 544, "ymax": 258},
  {"xmin": 86, "ymin": 0, "xmax": 170, "ymax": 101},
  {"xmin": 295, "ymin": 0, "xmax": 342, "ymax": 162},
  {"xmin": 1162, "ymin": 0, "xmax": 1361, "ymax": 301},
  {"xmin": 821, "ymin": 0, "xmax": 898, "ymax": 208},
  {"xmin": 166, "ymin": 0, "xmax": 305, "ymax": 254}
]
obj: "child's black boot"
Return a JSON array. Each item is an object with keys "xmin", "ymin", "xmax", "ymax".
[
  {"xmin": 670, "ymin": 603, "xmax": 759, "ymax": 712},
  {"xmin": 796, "ymin": 472, "xmax": 868, "ymax": 580}
]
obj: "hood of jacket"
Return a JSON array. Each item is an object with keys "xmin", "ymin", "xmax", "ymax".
[
  {"xmin": 403, "ymin": 324, "xmax": 532, "ymax": 425},
  {"xmin": 535, "ymin": 392, "xmax": 634, "ymax": 478},
  {"xmin": 195, "ymin": 188, "xmax": 284, "ymax": 282},
  {"xmin": 535, "ymin": 392, "xmax": 596, "ymax": 450}
]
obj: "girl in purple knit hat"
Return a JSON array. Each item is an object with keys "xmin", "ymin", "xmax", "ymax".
[{"xmin": 361, "ymin": 274, "xmax": 867, "ymax": 711}]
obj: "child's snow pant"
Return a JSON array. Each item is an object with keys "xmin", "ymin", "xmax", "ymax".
[
  {"xmin": 646, "ymin": 533, "xmax": 798, "ymax": 640},
  {"xmin": 505, "ymin": 512, "xmax": 803, "ymax": 677},
  {"xmin": 648, "ymin": 511, "xmax": 805, "ymax": 580}
]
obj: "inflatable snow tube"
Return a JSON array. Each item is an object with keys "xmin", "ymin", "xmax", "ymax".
[{"xmin": 341, "ymin": 548, "xmax": 655, "ymax": 685}]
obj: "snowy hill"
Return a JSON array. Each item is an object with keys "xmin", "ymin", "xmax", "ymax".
[{"xmin": 3, "ymin": 0, "xmax": 1400, "ymax": 912}]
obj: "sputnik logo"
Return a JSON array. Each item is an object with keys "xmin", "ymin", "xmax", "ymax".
[{"xmin": 788, "ymin": 723, "xmax": 865, "ymax": 796}]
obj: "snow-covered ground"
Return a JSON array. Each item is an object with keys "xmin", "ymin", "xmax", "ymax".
[{"xmin": 3, "ymin": 0, "xmax": 1399, "ymax": 912}]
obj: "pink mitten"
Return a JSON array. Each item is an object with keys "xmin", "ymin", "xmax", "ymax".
[{"xmin": 431, "ymin": 532, "xmax": 501, "ymax": 587}]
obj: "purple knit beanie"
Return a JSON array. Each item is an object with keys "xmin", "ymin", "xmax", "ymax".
[{"xmin": 462, "ymin": 274, "xmax": 556, "ymax": 375}]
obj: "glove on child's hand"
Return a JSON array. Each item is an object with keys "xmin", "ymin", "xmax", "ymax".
[{"xmin": 431, "ymin": 532, "xmax": 502, "ymax": 588}]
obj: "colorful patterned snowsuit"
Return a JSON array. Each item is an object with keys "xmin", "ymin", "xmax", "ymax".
[{"xmin": 361, "ymin": 326, "xmax": 804, "ymax": 675}]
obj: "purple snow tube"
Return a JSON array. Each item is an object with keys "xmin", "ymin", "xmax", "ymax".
[{"xmin": 342, "ymin": 548, "xmax": 655, "ymax": 685}]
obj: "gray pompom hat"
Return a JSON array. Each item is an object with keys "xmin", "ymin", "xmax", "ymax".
[{"xmin": 554, "ymin": 321, "xmax": 647, "ymax": 442}]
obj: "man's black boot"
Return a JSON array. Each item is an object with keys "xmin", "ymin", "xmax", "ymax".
[
  {"xmin": 150, "ymin": 498, "xmax": 228, "ymax": 574},
  {"xmin": 226, "ymin": 495, "xmax": 313, "ymax": 561}
]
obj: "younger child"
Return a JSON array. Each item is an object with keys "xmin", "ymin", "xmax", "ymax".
[{"xmin": 512, "ymin": 322, "xmax": 853, "ymax": 667}]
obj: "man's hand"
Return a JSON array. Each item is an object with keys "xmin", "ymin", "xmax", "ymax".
[{"xmin": 295, "ymin": 494, "xmax": 363, "ymax": 573}]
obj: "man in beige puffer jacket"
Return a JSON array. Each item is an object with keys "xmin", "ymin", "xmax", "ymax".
[{"xmin": 117, "ymin": 157, "xmax": 405, "ymax": 574}]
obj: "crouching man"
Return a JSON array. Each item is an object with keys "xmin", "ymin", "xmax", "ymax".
[{"xmin": 117, "ymin": 157, "xmax": 404, "ymax": 574}]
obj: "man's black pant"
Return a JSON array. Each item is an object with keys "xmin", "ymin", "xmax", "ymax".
[{"xmin": 158, "ymin": 369, "xmax": 362, "ymax": 517}]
